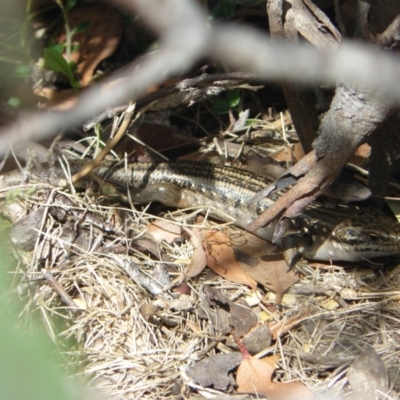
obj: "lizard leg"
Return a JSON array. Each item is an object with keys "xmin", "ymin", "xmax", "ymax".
[{"xmin": 276, "ymin": 218, "xmax": 311, "ymax": 270}]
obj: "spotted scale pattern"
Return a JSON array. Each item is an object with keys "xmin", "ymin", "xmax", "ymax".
[{"xmin": 93, "ymin": 160, "xmax": 400, "ymax": 263}]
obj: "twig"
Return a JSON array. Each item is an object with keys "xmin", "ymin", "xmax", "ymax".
[
  {"xmin": 71, "ymin": 103, "xmax": 136, "ymax": 183},
  {"xmin": 42, "ymin": 268, "xmax": 81, "ymax": 312},
  {"xmin": 83, "ymin": 72, "xmax": 256, "ymax": 130}
]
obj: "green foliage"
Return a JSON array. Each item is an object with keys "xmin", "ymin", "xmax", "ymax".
[
  {"xmin": 49, "ymin": 42, "xmax": 67, "ymax": 53},
  {"xmin": 52, "ymin": 0, "xmax": 89, "ymax": 77},
  {"xmin": 65, "ymin": 0, "xmax": 78, "ymax": 11},
  {"xmin": 211, "ymin": 89, "xmax": 242, "ymax": 114},
  {"xmin": 5, "ymin": 188, "xmax": 22, "ymax": 203},
  {"xmin": 0, "ymin": 0, "xmax": 88, "ymax": 105},
  {"xmin": 44, "ymin": 48, "xmax": 81, "ymax": 90},
  {"xmin": 6, "ymin": 187, "xmax": 37, "ymax": 203},
  {"xmin": 70, "ymin": 20, "xmax": 90, "ymax": 36},
  {"xmin": 226, "ymin": 89, "xmax": 241, "ymax": 107}
]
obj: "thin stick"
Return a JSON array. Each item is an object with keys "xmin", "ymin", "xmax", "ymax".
[
  {"xmin": 42, "ymin": 269, "xmax": 80, "ymax": 312},
  {"xmin": 71, "ymin": 103, "xmax": 136, "ymax": 184}
]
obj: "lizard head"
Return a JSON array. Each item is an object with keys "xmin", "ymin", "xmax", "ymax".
[{"xmin": 319, "ymin": 210, "xmax": 400, "ymax": 262}]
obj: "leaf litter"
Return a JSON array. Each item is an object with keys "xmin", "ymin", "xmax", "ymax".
[{"xmin": 4, "ymin": 153, "xmax": 400, "ymax": 400}]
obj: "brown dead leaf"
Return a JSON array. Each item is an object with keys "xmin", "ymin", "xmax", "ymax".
[
  {"xmin": 204, "ymin": 286, "xmax": 258, "ymax": 338},
  {"xmin": 233, "ymin": 232, "xmax": 299, "ymax": 301},
  {"xmin": 146, "ymin": 219, "xmax": 182, "ymax": 244},
  {"xmin": 133, "ymin": 238, "xmax": 162, "ymax": 259},
  {"xmin": 245, "ymin": 153, "xmax": 286, "ymax": 180},
  {"xmin": 145, "ymin": 222, "xmax": 207, "ymax": 279},
  {"xmin": 227, "ymin": 323, "xmax": 272, "ymax": 355},
  {"xmin": 270, "ymin": 142, "xmax": 304, "ymax": 164},
  {"xmin": 183, "ymin": 227, "xmax": 207, "ymax": 278},
  {"xmin": 172, "ymin": 281, "xmax": 191, "ymax": 295},
  {"xmin": 58, "ymin": 3, "xmax": 122, "ymax": 86},
  {"xmin": 201, "ymin": 230, "xmax": 257, "ymax": 289},
  {"xmin": 236, "ymin": 340, "xmax": 314, "ymax": 400}
]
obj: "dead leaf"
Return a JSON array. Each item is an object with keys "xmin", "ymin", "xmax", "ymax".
[
  {"xmin": 133, "ymin": 238, "xmax": 163, "ymax": 259},
  {"xmin": 172, "ymin": 281, "xmax": 191, "ymax": 295},
  {"xmin": 204, "ymin": 286, "xmax": 258, "ymax": 338},
  {"xmin": 271, "ymin": 146, "xmax": 293, "ymax": 163},
  {"xmin": 270, "ymin": 143, "xmax": 303, "ymax": 163},
  {"xmin": 35, "ymin": 4, "xmax": 122, "ymax": 108},
  {"xmin": 186, "ymin": 352, "xmax": 242, "ymax": 391},
  {"xmin": 245, "ymin": 153, "xmax": 286, "ymax": 179},
  {"xmin": 242, "ymin": 324, "xmax": 272, "ymax": 355},
  {"xmin": 233, "ymin": 232, "xmax": 299, "ymax": 301},
  {"xmin": 139, "ymin": 303, "xmax": 159, "ymax": 324},
  {"xmin": 236, "ymin": 340, "xmax": 314, "ymax": 400},
  {"xmin": 58, "ymin": 3, "xmax": 122, "ymax": 86},
  {"xmin": 146, "ymin": 219, "xmax": 182, "ymax": 244},
  {"xmin": 201, "ymin": 230, "xmax": 257, "ymax": 289},
  {"xmin": 227, "ymin": 324, "xmax": 272, "ymax": 355},
  {"xmin": 182, "ymin": 227, "xmax": 207, "ymax": 278}
]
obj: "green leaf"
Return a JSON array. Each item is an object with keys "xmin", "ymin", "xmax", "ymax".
[
  {"xmin": 211, "ymin": 100, "xmax": 230, "ymax": 114},
  {"xmin": 226, "ymin": 89, "xmax": 241, "ymax": 108},
  {"xmin": 25, "ymin": 187, "xmax": 37, "ymax": 196},
  {"xmin": 48, "ymin": 43, "xmax": 66, "ymax": 53},
  {"xmin": 44, "ymin": 48, "xmax": 81, "ymax": 90},
  {"xmin": 65, "ymin": 0, "xmax": 77, "ymax": 11},
  {"xmin": 70, "ymin": 43, "xmax": 80, "ymax": 53},
  {"xmin": 69, "ymin": 61, "xmax": 78, "ymax": 72},
  {"xmin": 6, "ymin": 188, "xmax": 21, "ymax": 203},
  {"xmin": 70, "ymin": 20, "xmax": 90, "ymax": 36}
]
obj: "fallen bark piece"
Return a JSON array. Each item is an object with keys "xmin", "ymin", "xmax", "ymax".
[{"xmin": 347, "ymin": 346, "xmax": 389, "ymax": 400}]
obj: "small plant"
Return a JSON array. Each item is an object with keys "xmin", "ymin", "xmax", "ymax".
[
  {"xmin": 42, "ymin": 0, "xmax": 89, "ymax": 90},
  {"xmin": 52, "ymin": 0, "xmax": 88, "ymax": 62},
  {"xmin": 211, "ymin": 89, "xmax": 242, "ymax": 114},
  {"xmin": 43, "ymin": 47, "xmax": 80, "ymax": 90}
]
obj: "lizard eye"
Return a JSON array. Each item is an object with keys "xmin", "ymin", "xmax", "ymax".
[
  {"xmin": 367, "ymin": 232, "xmax": 380, "ymax": 242},
  {"xmin": 343, "ymin": 229, "xmax": 360, "ymax": 240}
]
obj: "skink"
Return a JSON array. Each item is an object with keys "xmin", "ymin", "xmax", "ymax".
[{"xmin": 89, "ymin": 160, "xmax": 400, "ymax": 269}]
